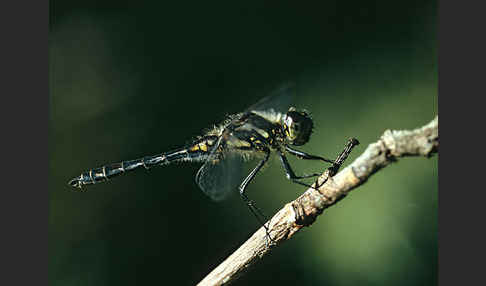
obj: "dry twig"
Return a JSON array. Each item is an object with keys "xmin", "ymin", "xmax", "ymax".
[{"xmin": 198, "ymin": 116, "xmax": 439, "ymax": 286}]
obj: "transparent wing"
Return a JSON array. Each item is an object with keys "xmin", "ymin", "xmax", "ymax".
[
  {"xmin": 195, "ymin": 83, "xmax": 295, "ymax": 201},
  {"xmin": 195, "ymin": 150, "xmax": 245, "ymax": 201},
  {"xmin": 244, "ymin": 82, "xmax": 295, "ymax": 113},
  {"xmin": 195, "ymin": 135, "xmax": 243, "ymax": 202}
]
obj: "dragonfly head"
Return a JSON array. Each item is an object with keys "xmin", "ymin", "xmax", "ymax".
[{"xmin": 282, "ymin": 107, "xmax": 313, "ymax": 146}]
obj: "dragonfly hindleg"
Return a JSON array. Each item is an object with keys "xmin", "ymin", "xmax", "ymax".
[{"xmin": 238, "ymin": 148, "xmax": 274, "ymax": 242}]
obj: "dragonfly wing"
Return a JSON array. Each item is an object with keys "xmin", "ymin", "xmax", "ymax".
[
  {"xmin": 244, "ymin": 82, "xmax": 295, "ymax": 113},
  {"xmin": 195, "ymin": 151, "xmax": 244, "ymax": 201},
  {"xmin": 196, "ymin": 83, "xmax": 295, "ymax": 201}
]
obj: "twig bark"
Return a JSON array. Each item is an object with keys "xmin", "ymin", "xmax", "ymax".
[{"xmin": 197, "ymin": 116, "xmax": 439, "ymax": 286}]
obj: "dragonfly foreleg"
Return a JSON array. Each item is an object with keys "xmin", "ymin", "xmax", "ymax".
[
  {"xmin": 285, "ymin": 145, "xmax": 334, "ymax": 164},
  {"xmin": 278, "ymin": 151, "xmax": 321, "ymax": 190}
]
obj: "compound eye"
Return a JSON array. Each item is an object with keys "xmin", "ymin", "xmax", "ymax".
[{"xmin": 284, "ymin": 110, "xmax": 313, "ymax": 146}]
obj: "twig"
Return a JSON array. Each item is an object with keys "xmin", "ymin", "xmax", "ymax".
[{"xmin": 197, "ymin": 116, "xmax": 439, "ymax": 286}]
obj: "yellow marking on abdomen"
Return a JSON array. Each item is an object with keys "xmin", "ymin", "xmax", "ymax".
[{"xmin": 199, "ymin": 143, "xmax": 208, "ymax": 152}]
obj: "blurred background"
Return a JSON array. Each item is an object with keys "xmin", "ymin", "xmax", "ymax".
[{"xmin": 49, "ymin": 1, "xmax": 437, "ymax": 285}]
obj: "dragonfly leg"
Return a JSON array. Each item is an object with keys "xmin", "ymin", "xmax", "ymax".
[
  {"xmin": 284, "ymin": 138, "xmax": 360, "ymax": 189},
  {"xmin": 285, "ymin": 145, "xmax": 335, "ymax": 164},
  {"xmin": 238, "ymin": 149, "xmax": 275, "ymax": 245},
  {"xmin": 278, "ymin": 151, "xmax": 322, "ymax": 190}
]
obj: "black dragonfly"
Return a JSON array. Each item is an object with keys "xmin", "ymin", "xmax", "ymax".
[{"xmin": 69, "ymin": 84, "xmax": 358, "ymax": 236}]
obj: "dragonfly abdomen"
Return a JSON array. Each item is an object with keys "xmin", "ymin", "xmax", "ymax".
[
  {"xmin": 68, "ymin": 137, "xmax": 218, "ymax": 189},
  {"xmin": 68, "ymin": 152, "xmax": 176, "ymax": 189}
]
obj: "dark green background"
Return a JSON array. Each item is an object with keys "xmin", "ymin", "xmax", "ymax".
[{"xmin": 49, "ymin": 1, "xmax": 437, "ymax": 285}]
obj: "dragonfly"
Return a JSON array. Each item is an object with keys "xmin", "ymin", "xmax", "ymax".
[{"xmin": 68, "ymin": 84, "xmax": 358, "ymax": 236}]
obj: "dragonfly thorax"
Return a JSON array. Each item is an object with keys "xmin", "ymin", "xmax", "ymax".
[{"xmin": 282, "ymin": 108, "xmax": 313, "ymax": 146}]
